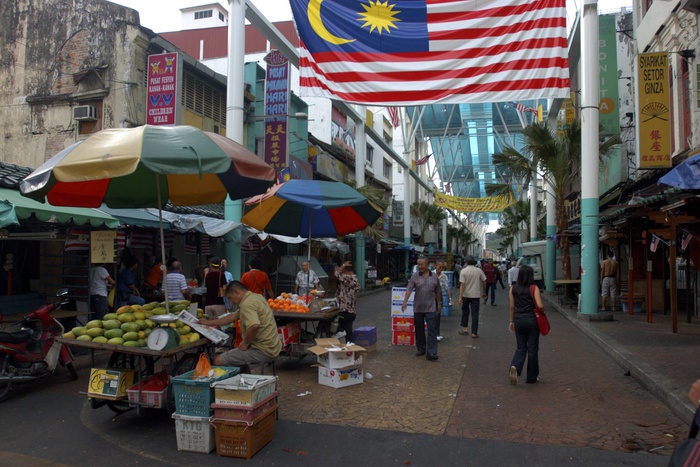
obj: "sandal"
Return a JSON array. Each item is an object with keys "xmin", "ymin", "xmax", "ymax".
[{"xmin": 459, "ymin": 329, "xmax": 469, "ymax": 335}]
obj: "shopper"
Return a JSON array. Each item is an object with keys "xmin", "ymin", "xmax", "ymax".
[
  {"xmin": 334, "ymin": 260, "xmax": 360, "ymax": 343},
  {"xmin": 482, "ymin": 258, "xmax": 498, "ymax": 306},
  {"xmin": 402, "ymin": 256, "xmax": 441, "ymax": 361},
  {"xmin": 458, "ymin": 255, "xmax": 487, "ymax": 338},
  {"xmin": 241, "ymin": 257, "xmax": 273, "ymax": 299},
  {"xmin": 435, "ymin": 261, "xmax": 453, "ymax": 341},
  {"xmin": 600, "ymin": 249, "xmax": 618, "ymax": 311},
  {"xmin": 89, "ymin": 263, "xmax": 115, "ymax": 320},
  {"xmin": 203, "ymin": 256, "xmax": 227, "ymax": 318},
  {"xmin": 116, "ymin": 257, "xmax": 145, "ymax": 307},
  {"xmin": 199, "ymin": 281, "xmax": 282, "ymax": 369},
  {"xmin": 507, "ymin": 260, "xmax": 519, "ymax": 286},
  {"xmin": 164, "ymin": 258, "xmax": 190, "ymax": 302},
  {"xmin": 508, "ymin": 265, "xmax": 544, "ymax": 385}
]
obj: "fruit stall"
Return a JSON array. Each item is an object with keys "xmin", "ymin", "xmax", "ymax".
[{"xmin": 58, "ymin": 300, "xmax": 226, "ymax": 415}]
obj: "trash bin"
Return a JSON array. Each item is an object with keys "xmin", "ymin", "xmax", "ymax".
[{"xmin": 441, "ymin": 290, "xmax": 451, "ymax": 316}]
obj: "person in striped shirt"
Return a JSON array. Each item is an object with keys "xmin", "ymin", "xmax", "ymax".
[
  {"xmin": 402, "ymin": 256, "xmax": 442, "ymax": 361},
  {"xmin": 164, "ymin": 258, "xmax": 190, "ymax": 302}
]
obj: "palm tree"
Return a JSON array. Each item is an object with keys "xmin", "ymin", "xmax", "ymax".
[
  {"xmin": 354, "ymin": 184, "xmax": 389, "ymax": 243},
  {"xmin": 488, "ymin": 120, "xmax": 620, "ymax": 279},
  {"xmin": 410, "ymin": 201, "xmax": 447, "ymax": 245}
]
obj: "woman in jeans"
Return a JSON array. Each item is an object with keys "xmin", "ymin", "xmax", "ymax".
[{"xmin": 508, "ymin": 265, "xmax": 544, "ymax": 385}]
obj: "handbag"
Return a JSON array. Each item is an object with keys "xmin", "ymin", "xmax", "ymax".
[
  {"xmin": 530, "ymin": 284, "xmax": 551, "ymax": 336},
  {"xmin": 668, "ymin": 407, "xmax": 700, "ymax": 466}
]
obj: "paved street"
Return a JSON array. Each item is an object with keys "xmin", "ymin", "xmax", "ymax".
[{"xmin": 0, "ymin": 285, "xmax": 692, "ymax": 466}]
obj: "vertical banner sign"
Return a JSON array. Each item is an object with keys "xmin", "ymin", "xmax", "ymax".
[
  {"xmin": 90, "ymin": 231, "xmax": 116, "ymax": 264},
  {"xmin": 147, "ymin": 53, "xmax": 179, "ymax": 125},
  {"xmin": 598, "ymin": 15, "xmax": 619, "ymax": 136},
  {"xmin": 264, "ymin": 50, "xmax": 289, "ymax": 172},
  {"xmin": 637, "ymin": 52, "xmax": 671, "ymax": 169}
]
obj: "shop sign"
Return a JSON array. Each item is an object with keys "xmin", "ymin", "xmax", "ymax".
[
  {"xmin": 91, "ymin": 231, "xmax": 116, "ymax": 264},
  {"xmin": 637, "ymin": 52, "xmax": 671, "ymax": 169},
  {"xmin": 264, "ymin": 50, "xmax": 289, "ymax": 171},
  {"xmin": 315, "ymin": 152, "xmax": 346, "ymax": 182},
  {"xmin": 331, "ymin": 107, "xmax": 355, "ymax": 159},
  {"xmin": 147, "ymin": 52, "xmax": 180, "ymax": 125}
]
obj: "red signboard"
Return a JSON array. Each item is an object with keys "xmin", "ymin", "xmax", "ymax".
[{"xmin": 147, "ymin": 53, "xmax": 178, "ymax": 125}]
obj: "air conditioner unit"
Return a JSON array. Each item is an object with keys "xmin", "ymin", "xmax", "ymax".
[{"xmin": 73, "ymin": 105, "xmax": 98, "ymax": 121}]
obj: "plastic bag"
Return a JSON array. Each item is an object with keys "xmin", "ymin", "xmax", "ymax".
[
  {"xmin": 193, "ymin": 353, "xmax": 212, "ymax": 379},
  {"xmin": 107, "ymin": 288, "xmax": 115, "ymax": 307}
]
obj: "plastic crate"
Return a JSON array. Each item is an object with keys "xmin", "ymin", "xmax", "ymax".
[
  {"xmin": 127, "ymin": 386, "xmax": 167, "ymax": 408},
  {"xmin": 212, "ymin": 409, "xmax": 276, "ymax": 458},
  {"xmin": 211, "ymin": 392, "xmax": 278, "ymax": 422},
  {"xmin": 172, "ymin": 413, "xmax": 215, "ymax": 453},
  {"xmin": 212, "ymin": 374, "xmax": 277, "ymax": 408},
  {"xmin": 171, "ymin": 366, "xmax": 240, "ymax": 417}
]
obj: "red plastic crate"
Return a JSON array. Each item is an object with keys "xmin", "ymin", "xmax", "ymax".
[{"xmin": 211, "ymin": 392, "xmax": 278, "ymax": 422}]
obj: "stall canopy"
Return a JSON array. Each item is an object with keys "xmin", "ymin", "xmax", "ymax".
[
  {"xmin": 0, "ymin": 187, "xmax": 119, "ymax": 228},
  {"xmin": 148, "ymin": 209, "xmax": 242, "ymax": 238},
  {"xmin": 98, "ymin": 205, "xmax": 171, "ymax": 229}
]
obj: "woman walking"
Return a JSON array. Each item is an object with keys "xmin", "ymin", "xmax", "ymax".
[{"xmin": 508, "ymin": 265, "xmax": 544, "ymax": 385}]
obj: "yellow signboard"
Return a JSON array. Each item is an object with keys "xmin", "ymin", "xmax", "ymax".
[
  {"xmin": 637, "ymin": 52, "xmax": 671, "ymax": 169},
  {"xmin": 90, "ymin": 231, "xmax": 116, "ymax": 264},
  {"xmin": 434, "ymin": 190, "xmax": 513, "ymax": 213}
]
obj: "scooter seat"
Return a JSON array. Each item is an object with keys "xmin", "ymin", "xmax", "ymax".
[{"xmin": 0, "ymin": 329, "xmax": 32, "ymax": 344}]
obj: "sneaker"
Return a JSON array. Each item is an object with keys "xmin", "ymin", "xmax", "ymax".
[
  {"xmin": 332, "ymin": 330, "xmax": 346, "ymax": 339},
  {"xmin": 509, "ymin": 366, "xmax": 518, "ymax": 385},
  {"xmin": 437, "ymin": 335, "xmax": 443, "ymax": 341}
]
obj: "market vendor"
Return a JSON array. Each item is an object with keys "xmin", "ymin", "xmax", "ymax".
[
  {"xmin": 116, "ymin": 257, "xmax": 146, "ymax": 307},
  {"xmin": 295, "ymin": 260, "xmax": 319, "ymax": 297},
  {"xmin": 198, "ymin": 281, "xmax": 282, "ymax": 368}
]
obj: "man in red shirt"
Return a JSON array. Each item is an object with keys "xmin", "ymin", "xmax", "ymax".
[
  {"xmin": 241, "ymin": 257, "xmax": 273, "ymax": 299},
  {"xmin": 482, "ymin": 259, "xmax": 498, "ymax": 306}
]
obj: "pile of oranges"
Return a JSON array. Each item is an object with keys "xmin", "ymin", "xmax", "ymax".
[{"xmin": 267, "ymin": 297, "xmax": 310, "ymax": 313}]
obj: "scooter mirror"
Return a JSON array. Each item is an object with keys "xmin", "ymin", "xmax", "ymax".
[{"xmin": 56, "ymin": 288, "xmax": 69, "ymax": 297}]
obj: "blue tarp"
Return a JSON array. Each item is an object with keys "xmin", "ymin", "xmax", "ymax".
[{"xmin": 658, "ymin": 152, "xmax": 700, "ymax": 190}]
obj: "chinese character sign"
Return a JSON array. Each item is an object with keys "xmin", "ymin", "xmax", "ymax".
[
  {"xmin": 264, "ymin": 50, "xmax": 289, "ymax": 171},
  {"xmin": 147, "ymin": 53, "xmax": 179, "ymax": 125},
  {"xmin": 637, "ymin": 52, "xmax": 671, "ymax": 169},
  {"xmin": 90, "ymin": 231, "xmax": 116, "ymax": 264}
]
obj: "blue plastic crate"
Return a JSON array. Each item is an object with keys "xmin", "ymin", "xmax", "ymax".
[{"xmin": 171, "ymin": 366, "xmax": 240, "ymax": 417}]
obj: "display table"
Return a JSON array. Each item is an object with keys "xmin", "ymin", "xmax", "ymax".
[{"xmin": 273, "ymin": 307, "xmax": 339, "ymax": 356}]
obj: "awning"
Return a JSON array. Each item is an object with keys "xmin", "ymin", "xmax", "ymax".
[
  {"xmin": 147, "ymin": 209, "xmax": 241, "ymax": 238},
  {"xmin": 98, "ymin": 206, "xmax": 171, "ymax": 229},
  {"xmin": 0, "ymin": 188, "xmax": 119, "ymax": 228},
  {"xmin": 0, "ymin": 200, "xmax": 19, "ymax": 228}
]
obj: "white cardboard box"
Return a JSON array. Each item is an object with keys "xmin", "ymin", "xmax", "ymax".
[
  {"xmin": 318, "ymin": 364, "xmax": 364, "ymax": 389},
  {"xmin": 307, "ymin": 338, "xmax": 365, "ymax": 369},
  {"xmin": 391, "ymin": 287, "xmax": 414, "ymax": 316}
]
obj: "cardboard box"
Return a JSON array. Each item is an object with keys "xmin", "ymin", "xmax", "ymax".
[
  {"xmin": 87, "ymin": 368, "xmax": 136, "ymax": 400},
  {"xmin": 392, "ymin": 330, "xmax": 415, "ymax": 346},
  {"xmin": 318, "ymin": 364, "xmax": 364, "ymax": 388},
  {"xmin": 391, "ymin": 316, "xmax": 415, "ymax": 332},
  {"xmin": 391, "ymin": 287, "xmax": 414, "ymax": 316},
  {"xmin": 277, "ymin": 321, "xmax": 301, "ymax": 346},
  {"xmin": 363, "ymin": 343, "xmax": 377, "ymax": 353},
  {"xmin": 307, "ymin": 338, "xmax": 365, "ymax": 369},
  {"xmin": 353, "ymin": 326, "xmax": 377, "ymax": 346}
]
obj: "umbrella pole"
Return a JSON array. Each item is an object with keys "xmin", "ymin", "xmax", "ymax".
[{"xmin": 156, "ymin": 175, "xmax": 169, "ymax": 312}]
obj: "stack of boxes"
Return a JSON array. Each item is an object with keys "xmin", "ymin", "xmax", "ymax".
[
  {"xmin": 210, "ymin": 374, "xmax": 279, "ymax": 459},
  {"xmin": 391, "ymin": 287, "xmax": 415, "ymax": 345},
  {"xmin": 308, "ymin": 338, "xmax": 366, "ymax": 388}
]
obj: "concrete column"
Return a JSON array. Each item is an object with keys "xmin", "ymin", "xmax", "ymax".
[
  {"xmin": 545, "ymin": 178, "xmax": 556, "ymax": 292},
  {"xmin": 579, "ymin": 0, "xmax": 600, "ymax": 315},
  {"xmin": 224, "ymin": 0, "xmax": 246, "ymax": 278}
]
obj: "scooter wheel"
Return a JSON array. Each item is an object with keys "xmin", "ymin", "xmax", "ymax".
[
  {"xmin": 66, "ymin": 362, "xmax": 78, "ymax": 380},
  {"xmin": 0, "ymin": 383, "xmax": 13, "ymax": 403}
]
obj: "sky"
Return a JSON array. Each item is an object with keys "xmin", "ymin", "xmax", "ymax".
[{"xmin": 110, "ymin": 0, "xmax": 634, "ymax": 33}]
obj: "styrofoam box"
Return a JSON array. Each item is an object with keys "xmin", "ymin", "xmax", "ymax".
[
  {"xmin": 318, "ymin": 364, "xmax": 364, "ymax": 389},
  {"xmin": 213, "ymin": 374, "xmax": 278, "ymax": 407},
  {"xmin": 172, "ymin": 413, "xmax": 215, "ymax": 453}
]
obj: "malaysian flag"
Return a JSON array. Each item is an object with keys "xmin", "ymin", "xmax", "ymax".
[
  {"xmin": 681, "ymin": 230, "xmax": 693, "ymax": 251},
  {"xmin": 415, "ymin": 154, "xmax": 431, "ymax": 166},
  {"xmin": 510, "ymin": 101, "xmax": 538, "ymax": 115},
  {"xmin": 290, "ymin": 0, "xmax": 569, "ymax": 105},
  {"xmin": 64, "ymin": 228, "xmax": 90, "ymax": 252},
  {"xmin": 387, "ymin": 107, "xmax": 401, "ymax": 128},
  {"xmin": 650, "ymin": 234, "xmax": 660, "ymax": 253}
]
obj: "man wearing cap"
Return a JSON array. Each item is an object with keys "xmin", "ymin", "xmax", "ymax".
[{"xmin": 203, "ymin": 256, "xmax": 228, "ymax": 319}]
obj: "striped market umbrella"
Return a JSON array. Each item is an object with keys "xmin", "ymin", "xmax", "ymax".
[
  {"xmin": 20, "ymin": 125, "xmax": 276, "ymax": 307},
  {"xmin": 241, "ymin": 180, "xmax": 383, "ymax": 240}
]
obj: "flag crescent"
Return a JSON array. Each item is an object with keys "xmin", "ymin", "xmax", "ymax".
[{"xmin": 308, "ymin": 0, "xmax": 356, "ymax": 45}]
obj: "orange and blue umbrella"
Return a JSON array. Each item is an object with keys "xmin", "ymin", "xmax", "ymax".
[{"xmin": 242, "ymin": 180, "xmax": 383, "ymax": 238}]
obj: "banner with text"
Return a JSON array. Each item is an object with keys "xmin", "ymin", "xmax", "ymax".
[
  {"xmin": 147, "ymin": 52, "xmax": 179, "ymax": 125},
  {"xmin": 264, "ymin": 50, "xmax": 289, "ymax": 171},
  {"xmin": 637, "ymin": 52, "xmax": 671, "ymax": 169},
  {"xmin": 433, "ymin": 191, "xmax": 513, "ymax": 213}
]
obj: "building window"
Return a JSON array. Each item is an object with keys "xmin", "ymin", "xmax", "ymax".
[
  {"xmin": 365, "ymin": 144, "xmax": 373, "ymax": 169},
  {"xmin": 219, "ymin": 12, "xmax": 225, "ymax": 22},
  {"xmin": 182, "ymin": 71, "xmax": 227, "ymax": 127},
  {"xmin": 383, "ymin": 161, "xmax": 391, "ymax": 178},
  {"xmin": 195, "ymin": 10, "xmax": 213, "ymax": 20}
]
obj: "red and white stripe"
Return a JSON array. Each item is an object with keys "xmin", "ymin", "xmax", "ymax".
[
  {"xmin": 387, "ymin": 107, "xmax": 401, "ymax": 128},
  {"xmin": 297, "ymin": 0, "xmax": 569, "ymax": 105}
]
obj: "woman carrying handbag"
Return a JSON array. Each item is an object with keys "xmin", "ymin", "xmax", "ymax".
[{"xmin": 508, "ymin": 265, "xmax": 546, "ymax": 385}]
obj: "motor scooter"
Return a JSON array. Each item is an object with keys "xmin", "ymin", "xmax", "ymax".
[{"xmin": 0, "ymin": 288, "xmax": 77, "ymax": 402}]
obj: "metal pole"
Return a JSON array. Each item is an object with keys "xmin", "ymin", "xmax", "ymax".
[
  {"xmin": 225, "ymin": 0, "xmax": 246, "ymax": 279},
  {"xmin": 579, "ymin": 0, "xmax": 600, "ymax": 315},
  {"xmin": 545, "ymin": 178, "xmax": 556, "ymax": 292},
  {"xmin": 355, "ymin": 107, "xmax": 367, "ymax": 289}
]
